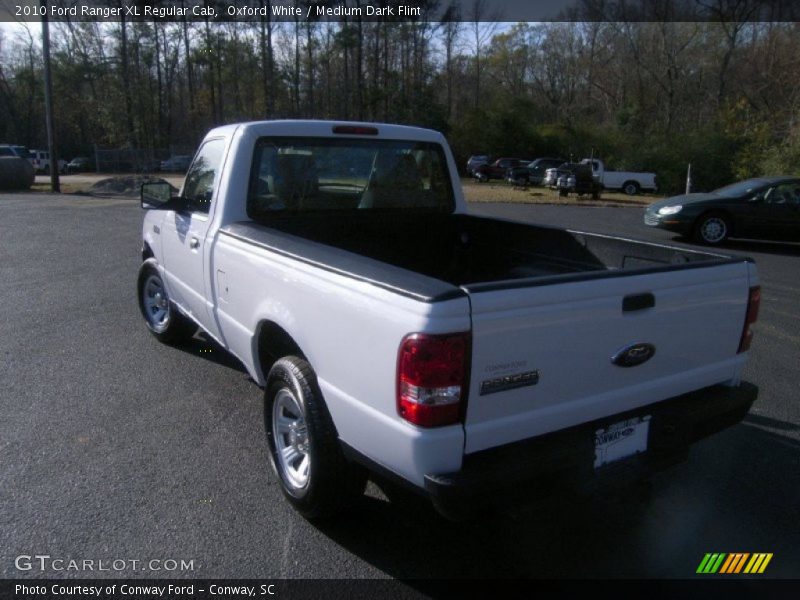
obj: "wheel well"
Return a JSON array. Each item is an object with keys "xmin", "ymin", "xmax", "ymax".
[
  {"xmin": 141, "ymin": 242, "xmax": 154, "ymax": 262},
  {"xmin": 257, "ymin": 321, "xmax": 306, "ymax": 380},
  {"xmin": 696, "ymin": 209, "xmax": 734, "ymax": 234},
  {"xmin": 622, "ymin": 180, "xmax": 640, "ymax": 189}
]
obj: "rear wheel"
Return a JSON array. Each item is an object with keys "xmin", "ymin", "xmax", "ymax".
[
  {"xmin": 265, "ymin": 356, "xmax": 367, "ymax": 518},
  {"xmin": 693, "ymin": 213, "xmax": 731, "ymax": 245},
  {"xmin": 622, "ymin": 181, "xmax": 640, "ymax": 195}
]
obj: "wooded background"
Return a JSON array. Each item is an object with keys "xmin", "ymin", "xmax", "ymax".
[{"xmin": 1, "ymin": 1, "xmax": 799, "ymax": 193}]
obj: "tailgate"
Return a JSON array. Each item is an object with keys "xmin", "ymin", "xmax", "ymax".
[{"xmin": 463, "ymin": 262, "xmax": 752, "ymax": 454}]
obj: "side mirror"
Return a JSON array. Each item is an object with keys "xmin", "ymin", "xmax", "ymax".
[{"xmin": 141, "ymin": 181, "xmax": 177, "ymax": 209}]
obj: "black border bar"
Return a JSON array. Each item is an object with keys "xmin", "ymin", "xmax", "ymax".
[
  {"xmin": 2, "ymin": 579, "xmax": 800, "ymax": 600},
  {"xmin": 2, "ymin": 0, "xmax": 799, "ymax": 23}
]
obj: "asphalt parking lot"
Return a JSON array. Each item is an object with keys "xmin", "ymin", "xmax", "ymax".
[{"xmin": 1, "ymin": 193, "xmax": 798, "ymax": 584}]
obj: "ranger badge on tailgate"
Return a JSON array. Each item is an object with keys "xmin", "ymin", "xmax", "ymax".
[{"xmin": 480, "ymin": 370, "xmax": 540, "ymax": 396}]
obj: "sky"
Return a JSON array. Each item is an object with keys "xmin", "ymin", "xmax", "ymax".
[{"xmin": 0, "ymin": 20, "xmax": 39, "ymax": 45}]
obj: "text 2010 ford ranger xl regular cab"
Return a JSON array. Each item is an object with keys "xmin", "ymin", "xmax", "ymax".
[{"xmin": 138, "ymin": 121, "xmax": 759, "ymax": 519}]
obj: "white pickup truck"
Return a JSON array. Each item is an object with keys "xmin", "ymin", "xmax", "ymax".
[
  {"xmin": 138, "ymin": 120, "xmax": 759, "ymax": 520},
  {"xmin": 583, "ymin": 158, "xmax": 658, "ymax": 195},
  {"xmin": 545, "ymin": 159, "xmax": 658, "ymax": 196}
]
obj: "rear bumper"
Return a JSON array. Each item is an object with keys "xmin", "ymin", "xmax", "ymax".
[{"xmin": 424, "ymin": 382, "xmax": 757, "ymax": 520}]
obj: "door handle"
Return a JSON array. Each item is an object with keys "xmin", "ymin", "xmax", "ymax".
[
  {"xmin": 623, "ymin": 292, "xmax": 655, "ymax": 312},
  {"xmin": 189, "ymin": 237, "xmax": 200, "ymax": 249}
]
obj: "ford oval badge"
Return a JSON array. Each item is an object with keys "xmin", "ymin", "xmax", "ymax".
[{"xmin": 611, "ymin": 343, "xmax": 656, "ymax": 367}]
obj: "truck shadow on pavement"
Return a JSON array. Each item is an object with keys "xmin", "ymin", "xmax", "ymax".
[
  {"xmin": 310, "ymin": 421, "xmax": 800, "ymax": 581},
  {"xmin": 172, "ymin": 329, "xmax": 249, "ymax": 374}
]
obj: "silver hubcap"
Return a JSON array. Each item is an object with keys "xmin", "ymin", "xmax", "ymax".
[
  {"xmin": 625, "ymin": 184, "xmax": 637, "ymax": 195},
  {"xmin": 142, "ymin": 275, "xmax": 170, "ymax": 332},
  {"xmin": 701, "ymin": 217, "xmax": 726, "ymax": 243},
  {"xmin": 273, "ymin": 388, "xmax": 310, "ymax": 490}
]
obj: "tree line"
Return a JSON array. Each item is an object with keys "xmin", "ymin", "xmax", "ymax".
[{"xmin": 0, "ymin": 1, "xmax": 798, "ymax": 193}]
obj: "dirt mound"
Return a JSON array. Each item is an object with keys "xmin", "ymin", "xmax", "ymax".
[{"xmin": 87, "ymin": 175, "xmax": 178, "ymax": 198}]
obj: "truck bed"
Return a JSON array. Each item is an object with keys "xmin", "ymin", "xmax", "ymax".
[{"xmin": 221, "ymin": 212, "xmax": 742, "ymax": 300}]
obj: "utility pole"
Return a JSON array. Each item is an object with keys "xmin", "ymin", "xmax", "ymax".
[
  {"xmin": 685, "ymin": 163, "xmax": 692, "ymax": 194},
  {"xmin": 41, "ymin": 4, "xmax": 60, "ymax": 192}
]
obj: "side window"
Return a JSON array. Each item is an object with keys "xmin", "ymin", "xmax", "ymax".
[
  {"xmin": 766, "ymin": 182, "xmax": 800, "ymax": 205},
  {"xmin": 778, "ymin": 183, "xmax": 800, "ymax": 205},
  {"xmin": 182, "ymin": 138, "xmax": 226, "ymax": 214}
]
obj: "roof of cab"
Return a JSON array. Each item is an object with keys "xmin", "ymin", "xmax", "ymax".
[{"xmin": 206, "ymin": 120, "xmax": 444, "ymax": 143}]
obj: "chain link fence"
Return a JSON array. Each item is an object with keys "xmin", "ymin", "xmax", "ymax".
[{"xmin": 92, "ymin": 146, "xmax": 195, "ymax": 173}]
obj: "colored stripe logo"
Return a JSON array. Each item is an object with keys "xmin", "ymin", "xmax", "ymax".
[{"xmin": 697, "ymin": 553, "xmax": 773, "ymax": 574}]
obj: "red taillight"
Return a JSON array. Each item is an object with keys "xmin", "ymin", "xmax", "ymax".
[
  {"xmin": 738, "ymin": 286, "xmax": 761, "ymax": 353},
  {"xmin": 397, "ymin": 332, "xmax": 470, "ymax": 427},
  {"xmin": 332, "ymin": 125, "xmax": 379, "ymax": 135}
]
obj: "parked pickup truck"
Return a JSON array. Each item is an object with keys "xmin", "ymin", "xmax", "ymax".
[
  {"xmin": 545, "ymin": 159, "xmax": 657, "ymax": 195},
  {"xmin": 506, "ymin": 157, "xmax": 565, "ymax": 186},
  {"xmin": 583, "ymin": 159, "xmax": 657, "ymax": 195},
  {"xmin": 138, "ymin": 120, "xmax": 759, "ymax": 520}
]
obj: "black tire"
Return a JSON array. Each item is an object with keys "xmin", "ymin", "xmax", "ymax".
[
  {"xmin": 559, "ymin": 188, "xmax": 568, "ymax": 197},
  {"xmin": 137, "ymin": 259, "xmax": 195, "ymax": 343},
  {"xmin": 622, "ymin": 181, "xmax": 640, "ymax": 196},
  {"xmin": 265, "ymin": 356, "xmax": 367, "ymax": 519},
  {"xmin": 693, "ymin": 212, "xmax": 731, "ymax": 245}
]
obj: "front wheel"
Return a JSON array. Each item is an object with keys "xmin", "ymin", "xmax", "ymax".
[
  {"xmin": 137, "ymin": 259, "xmax": 195, "ymax": 343},
  {"xmin": 265, "ymin": 356, "xmax": 367, "ymax": 519},
  {"xmin": 693, "ymin": 213, "xmax": 731, "ymax": 245}
]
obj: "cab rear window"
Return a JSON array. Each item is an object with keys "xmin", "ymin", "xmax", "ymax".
[{"xmin": 247, "ymin": 137, "xmax": 454, "ymax": 218}]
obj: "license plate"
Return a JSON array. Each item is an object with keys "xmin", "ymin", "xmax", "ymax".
[{"xmin": 594, "ymin": 415, "xmax": 651, "ymax": 469}]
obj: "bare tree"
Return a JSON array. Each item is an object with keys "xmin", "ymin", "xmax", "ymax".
[
  {"xmin": 118, "ymin": 11, "xmax": 135, "ymax": 145},
  {"xmin": 258, "ymin": 1, "xmax": 276, "ymax": 116},
  {"xmin": 440, "ymin": 2, "xmax": 463, "ymax": 119},
  {"xmin": 468, "ymin": 0, "xmax": 500, "ymax": 108}
]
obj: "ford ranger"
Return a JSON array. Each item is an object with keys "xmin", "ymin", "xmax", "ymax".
[{"xmin": 138, "ymin": 120, "xmax": 759, "ymax": 519}]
